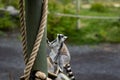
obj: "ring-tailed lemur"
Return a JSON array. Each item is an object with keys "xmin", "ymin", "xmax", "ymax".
[{"xmin": 47, "ymin": 34, "xmax": 75, "ymax": 80}]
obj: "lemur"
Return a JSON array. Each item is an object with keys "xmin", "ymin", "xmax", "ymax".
[{"xmin": 47, "ymin": 34, "xmax": 75, "ymax": 80}]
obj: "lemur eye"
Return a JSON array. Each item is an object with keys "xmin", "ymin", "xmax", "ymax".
[{"xmin": 61, "ymin": 35, "xmax": 64, "ymax": 37}]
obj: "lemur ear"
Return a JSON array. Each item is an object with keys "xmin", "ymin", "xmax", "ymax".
[
  {"xmin": 64, "ymin": 36, "xmax": 68, "ymax": 39},
  {"xmin": 57, "ymin": 34, "xmax": 60, "ymax": 36},
  {"xmin": 46, "ymin": 38, "xmax": 49, "ymax": 43}
]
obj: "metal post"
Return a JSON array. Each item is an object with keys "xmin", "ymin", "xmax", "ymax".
[
  {"xmin": 25, "ymin": 0, "xmax": 47, "ymax": 79},
  {"xmin": 76, "ymin": 0, "xmax": 81, "ymax": 30}
]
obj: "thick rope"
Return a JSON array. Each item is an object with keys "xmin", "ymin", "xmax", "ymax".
[
  {"xmin": 19, "ymin": 0, "xmax": 28, "ymax": 65},
  {"xmin": 19, "ymin": 0, "xmax": 48, "ymax": 79}
]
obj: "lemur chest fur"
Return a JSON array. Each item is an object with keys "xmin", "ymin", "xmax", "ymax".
[
  {"xmin": 49, "ymin": 43, "xmax": 70, "ymax": 64},
  {"xmin": 49, "ymin": 43, "xmax": 60, "ymax": 62}
]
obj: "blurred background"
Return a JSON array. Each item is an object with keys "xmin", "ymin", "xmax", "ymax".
[{"xmin": 0, "ymin": 0, "xmax": 120, "ymax": 80}]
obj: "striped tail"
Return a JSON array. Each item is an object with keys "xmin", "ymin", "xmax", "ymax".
[{"xmin": 65, "ymin": 64, "xmax": 75, "ymax": 80}]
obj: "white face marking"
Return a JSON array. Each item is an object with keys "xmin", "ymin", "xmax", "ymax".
[{"xmin": 57, "ymin": 34, "xmax": 67, "ymax": 43}]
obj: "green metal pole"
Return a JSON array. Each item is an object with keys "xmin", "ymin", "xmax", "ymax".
[{"xmin": 25, "ymin": 0, "xmax": 47, "ymax": 79}]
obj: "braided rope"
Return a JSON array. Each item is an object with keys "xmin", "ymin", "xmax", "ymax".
[
  {"xmin": 19, "ymin": 0, "xmax": 48, "ymax": 79},
  {"xmin": 19, "ymin": 0, "xmax": 28, "ymax": 65}
]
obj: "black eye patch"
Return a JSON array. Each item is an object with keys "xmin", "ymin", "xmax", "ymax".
[
  {"xmin": 61, "ymin": 35, "xmax": 64, "ymax": 38},
  {"xmin": 58, "ymin": 35, "xmax": 61, "ymax": 40},
  {"xmin": 58, "ymin": 34, "xmax": 65, "ymax": 41}
]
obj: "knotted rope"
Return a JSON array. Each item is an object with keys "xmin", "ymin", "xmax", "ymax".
[{"xmin": 19, "ymin": 0, "xmax": 48, "ymax": 79}]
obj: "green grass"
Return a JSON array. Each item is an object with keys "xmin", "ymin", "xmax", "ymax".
[
  {"xmin": 67, "ymin": 19, "xmax": 120, "ymax": 45},
  {"xmin": 80, "ymin": 8, "xmax": 120, "ymax": 16},
  {"xmin": 0, "ymin": 1, "xmax": 120, "ymax": 45},
  {"xmin": 48, "ymin": 7, "xmax": 120, "ymax": 45}
]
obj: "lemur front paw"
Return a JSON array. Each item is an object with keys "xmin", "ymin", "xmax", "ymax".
[{"xmin": 35, "ymin": 71, "xmax": 52, "ymax": 80}]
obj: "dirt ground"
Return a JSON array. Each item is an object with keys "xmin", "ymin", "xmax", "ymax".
[{"xmin": 0, "ymin": 35, "xmax": 120, "ymax": 80}]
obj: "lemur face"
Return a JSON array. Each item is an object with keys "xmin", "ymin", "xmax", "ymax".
[{"xmin": 57, "ymin": 34, "xmax": 67, "ymax": 43}]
